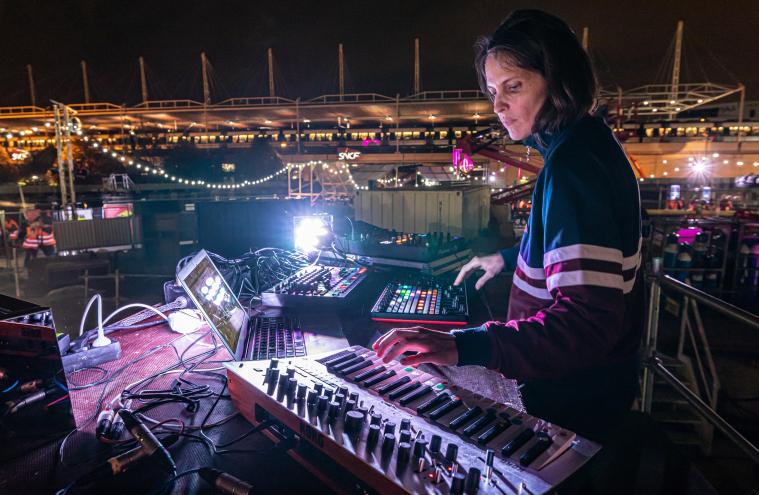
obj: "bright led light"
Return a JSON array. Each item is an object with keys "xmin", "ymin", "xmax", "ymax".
[
  {"xmin": 293, "ymin": 215, "xmax": 332, "ymax": 253},
  {"xmin": 693, "ymin": 162, "xmax": 707, "ymax": 173}
]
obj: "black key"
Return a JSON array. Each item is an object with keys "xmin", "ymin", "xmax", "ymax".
[
  {"xmin": 388, "ymin": 381, "xmax": 422, "ymax": 401},
  {"xmin": 429, "ymin": 397, "xmax": 463, "ymax": 421},
  {"xmin": 416, "ymin": 393, "xmax": 450, "ymax": 415},
  {"xmin": 353, "ymin": 365, "xmax": 386, "ymax": 383},
  {"xmin": 364, "ymin": 370, "xmax": 396, "ymax": 388},
  {"xmin": 377, "ymin": 376, "xmax": 411, "ymax": 395},
  {"xmin": 501, "ymin": 428, "xmax": 535, "ymax": 457},
  {"xmin": 448, "ymin": 407, "xmax": 482, "ymax": 430},
  {"xmin": 399, "ymin": 385, "xmax": 432, "ymax": 406},
  {"xmin": 324, "ymin": 352, "xmax": 356, "ymax": 369},
  {"xmin": 477, "ymin": 421, "xmax": 510, "ymax": 445},
  {"xmin": 332, "ymin": 356, "xmax": 363, "ymax": 373},
  {"xmin": 462, "ymin": 411, "xmax": 495, "ymax": 437},
  {"xmin": 519, "ymin": 433, "xmax": 553, "ymax": 466},
  {"xmin": 340, "ymin": 359, "xmax": 372, "ymax": 376}
]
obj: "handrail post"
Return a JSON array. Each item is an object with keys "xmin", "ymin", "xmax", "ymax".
[{"xmin": 641, "ymin": 277, "xmax": 661, "ymax": 413}]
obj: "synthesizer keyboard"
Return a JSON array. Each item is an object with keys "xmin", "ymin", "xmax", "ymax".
[{"xmin": 226, "ymin": 345, "xmax": 600, "ymax": 495}]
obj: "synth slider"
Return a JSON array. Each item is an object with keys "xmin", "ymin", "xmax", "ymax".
[
  {"xmin": 261, "ymin": 265, "xmax": 368, "ymax": 308},
  {"xmin": 370, "ymin": 275, "xmax": 469, "ymax": 325},
  {"xmin": 226, "ymin": 345, "xmax": 600, "ymax": 495}
]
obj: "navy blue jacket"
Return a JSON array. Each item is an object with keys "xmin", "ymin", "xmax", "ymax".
[{"xmin": 454, "ymin": 115, "xmax": 644, "ymax": 380}]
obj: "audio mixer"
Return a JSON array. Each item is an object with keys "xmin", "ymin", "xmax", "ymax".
[
  {"xmin": 226, "ymin": 346, "xmax": 600, "ymax": 495},
  {"xmin": 341, "ymin": 224, "xmax": 469, "ymax": 263},
  {"xmin": 370, "ymin": 276, "xmax": 468, "ymax": 325},
  {"xmin": 262, "ymin": 265, "xmax": 369, "ymax": 308}
]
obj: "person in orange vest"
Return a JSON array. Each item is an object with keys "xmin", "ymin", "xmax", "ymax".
[
  {"xmin": 39, "ymin": 211, "xmax": 56, "ymax": 256},
  {"xmin": 21, "ymin": 221, "xmax": 42, "ymax": 267},
  {"xmin": 4, "ymin": 217, "xmax": 19, "ymax": 246}
]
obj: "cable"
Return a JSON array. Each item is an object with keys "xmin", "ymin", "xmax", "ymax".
[
  {"xmin": 1, "ymin": 379, "xmax": 19, "ymax": 394},
  {"xmin": 79, "ymin": 294, "xmax": 104, "ymax": 337}
]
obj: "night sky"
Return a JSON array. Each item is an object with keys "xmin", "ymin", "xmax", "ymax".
[{"xmin": 1, "ymin": 0, "xmax": 757, "ymax": 107}]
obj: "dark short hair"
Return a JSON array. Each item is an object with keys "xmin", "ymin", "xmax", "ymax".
[{"xmin": 475, "ymin": 9, "xmax": 597, "ymax": 141}]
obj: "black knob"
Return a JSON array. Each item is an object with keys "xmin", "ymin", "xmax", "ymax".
[
  {"xmin": 307, "ymin": 389, "xmax": 318, "ymax": 406},
  {"xmin": 397, "ymin": 442, "xmax": 411, "ymax": 468},
  {"xmin": 286, "ymin": 366, "xmax": 295, "ymax": 378},
  {"xmin": 345, "ymin": 410, "xmax": 365, "ymax": 436},
  {"xmin": 381, "ymin": 433, "xmax": 396, "ymax": 459},
  {"xmin": 268, "ymin": 358, "xmax": 279, "ymax": 370},
  {"xmin": 400, "ymin": 418, "xmax": 411, "ymax": 431},
  {"xmin": 324, "ymin": 388, "xmax": 333, "ymax": 400},
  {"xmin": 413, "ymin": 438, "xmax": 428, "ymax": 458},
  {"xmin": 445, "ymin": 443, "xmax": 459, "ymax": 463},
  {"xmin": 366, "ymin": 424, "xmax": 381, "ymax": 450},
  {"xmin": 328, "ymin": 401, "xmax": 340, "ymax": 421},
  {"xmin": 399, "ymin": 429, "xmax": 411, "ymax": 444},
  {"xmin": 266, "ymin": 368, "xmax": 279, "ymax": 395},
  {"xmin": 349, "ymin": 392, "xmax": 359, "ymax": 403},
  {"xmin": 277, "ymin": 374, "xmax": 289, "ymax": 400},
  {"xmin": 317, "ymin": 395, "xmax": 329, "ymax": 412},
  {"xmin": 334, "ymin": 393, "xmax": 346, "ymax": 406},
  {"xmin": 430, "ymin": 434, "xmax": 442, "ymax": 453},
  {"xmin": 338, "ymin": 386, "xmax": 349, "ymax": 397},
  {"xmin": 450, "ymin": 472, "xmax": 466, "ymax": 494},
  {"xmin": 296, "ymin": 383, "xmax": 307, "ymax": 401},
  {"xmin": 344, "ymin": 399, "xmax": 356, "ymax": 413},
  {"xmin": 314, "ymin": 383, "xmax": 323, "ymax": 395},
  {"xmin": 465, "ymin": 467, "xmax": 481, "ymax": 494},
  {"xmin": 355, "ymin": 407, "xmax": 368, "ymax": 418},
  {"xmin": 287, "ymin": 377, "xmax": 297, "ymax": 397},
  {"xmin": 370, "ymin": 413, "xmax": 382, "ymax": 426},
  {"xmin": 384, "ymin": 421, "xmax": 396, "ymax": 435}
]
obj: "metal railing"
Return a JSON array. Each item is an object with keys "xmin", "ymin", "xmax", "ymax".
[{"xmin": 641, "ymin": 273, "xmax": 759, "ymax": 466}]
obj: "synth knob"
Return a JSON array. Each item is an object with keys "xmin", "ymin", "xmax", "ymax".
[
  {"xmin": 366, "ymin": 424, "xmax": 381, "ymax": 450},
  {"xmin": 384, "ymin": 421, "xmax": 396, "ymax": 435},
  {"xmin": 370, "ymin": 413, "xmax": 382, "ymax": 426},
  {"xmin": 445, "ymin": 443, "xmax": 459, "ymax": 463},
  {"xmin": 430, "ymin": 434, "xmax": 442, "ymax": 454},
  {"xmin": 268, "ymin": 358, "xmax": 279, "ymax": 370},
  {"xmin": 338, "ymin": 386, "xmax": 349, "ymax": 397},
  {"xmin": 345, "ymin": 410, "xmax": 365, "ymax": 436},
  {"xmin": 399, "ymin": 429, "xmax": 411, "ymax": 444},
  {"xmin": 296, "ymin": 383, "xmax": 308, "ymax": 401},
  {"xmin": 314, "ymin": 383, "xmax": 323, "ymax": 395},
  {"xmin": 450, "ymin": 472, "xmax": 466, "ymax": 494},
  {"xmin": 413, "ymin": 438, "xmax": 428, "ymax": 458},
  {"xmin": 287, "ymin": 377, "xmax": 297, "ymax": 395},
  {"xmin": 334, "ymin": 393, "xmax": 346, "ymax": 406},
  {"xmin": 396, "ymin": 442, "xmax": 411, "ymax": 468},
  {"xmin": 307, "ymin": 389, "xmax": 318, "ymax": 406},
  {"xmin": 286, "ymin": 366, "xmax": 296, "ymax": 378},
  {"xmin": 381, "ymin": 433, "xmax": 396, "ymax": 460},
  {"xmin": 328, "ymin": 401, "xmax": 340, "ymax": 421},
  {"xmin": 266, "ymin": 368, "xmax": 279, "ymax": 395},
  {"xmin": 344, "ymin": 399, "xmax": 356, "ymax": 413},
  {"xmin": 349, "ymin": 392, "xmax": 359, "ymax": 403},
  {"xmin": 317, "ymin": 395, "xmax": 329, "ymax": 413},
  {"xmin": 277, "ymin": 374, "xmax": 289, "ymax": 400},
  {"xmin": 484, "ymin": 448, "xmax": 495, "ymax": 479},
  {"xmin": 324, "ymin": 388, "xmax": 334, "ymax": 400},
  {"xmin": 465, "ymin": 467, "xmax": 481, "ymax": 494},
  {"xmin": 400, "ymin": 418, "xmax": 411, "ymax": 431}
]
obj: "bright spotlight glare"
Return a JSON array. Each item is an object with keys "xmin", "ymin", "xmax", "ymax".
[{"xmin": 293, "ymin": 215, "xmax": 332, "ymax": 253}]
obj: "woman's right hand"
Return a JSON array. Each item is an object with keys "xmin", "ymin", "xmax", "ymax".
[{"xmin": 454, "ymin": 253, "xmax": 505, "ymax": 290}]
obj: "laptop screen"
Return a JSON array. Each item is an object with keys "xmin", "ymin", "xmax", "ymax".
[{"xmin": 177, "ymin": 250, "xmax": 249, "ymax": 356}]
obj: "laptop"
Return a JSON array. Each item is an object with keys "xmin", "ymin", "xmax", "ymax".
[{"xmin": 177, "ymin": 249, "xmax": 348, "ymax": 361}]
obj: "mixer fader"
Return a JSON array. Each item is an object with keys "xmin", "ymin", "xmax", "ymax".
[{"xmin": 227, "ymin": 345, "xmax": 600, "ymax": 494}]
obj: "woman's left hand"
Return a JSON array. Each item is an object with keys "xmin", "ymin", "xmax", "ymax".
[{"xmin": 372, "ymin": 326, "xmax": 458, "ymax": 367}]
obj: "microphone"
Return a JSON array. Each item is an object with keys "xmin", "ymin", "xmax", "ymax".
[
  {"xmin": 74, "ymin": 434, "xmax": 179, "ymax": 486},
  {"xmin": 118, "ymin": 409, "xmax": 177, "ymax": 473},
  {"xmin": 199, "ymin": 468, "xmax": 254, "ymax": 495}
]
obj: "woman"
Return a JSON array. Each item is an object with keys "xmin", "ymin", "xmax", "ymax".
[{"xmin": 374, "ymin": 9, "xmax": 643, "ymax": 444}]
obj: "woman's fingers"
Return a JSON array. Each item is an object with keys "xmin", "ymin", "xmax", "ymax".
[
  {"xmin": 373, "ymin": 327, "xmax": 420, "ymax": 358},
  {"xmin": 454, "ymin": 257, "xmax": 481, "ymax": 286},
  {"xmin": 399, "ymin": 350, "xmax": 455, "ymax": 367}
]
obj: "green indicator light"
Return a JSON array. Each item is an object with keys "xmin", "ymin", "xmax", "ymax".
[
  {"xmin": 404, "ymin": 367, "xmax": 414, "ymax": 372},
  {"xmin": 433, "ymin": 383, "xmax": 446, "ymax": 391}
]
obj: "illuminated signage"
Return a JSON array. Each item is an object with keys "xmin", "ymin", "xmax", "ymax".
[{"xmin": 338, "ymin": 150, "xmax": 361, "ymax": 161}]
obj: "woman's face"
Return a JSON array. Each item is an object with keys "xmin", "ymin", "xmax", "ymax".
[{"xmin": 484, "ymin": 53, "xmax": 548, "ymax": 141}]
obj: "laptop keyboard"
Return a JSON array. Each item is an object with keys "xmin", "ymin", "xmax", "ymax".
[{"xmin": 246, "ymin": 316, "xmax": 307, "ymax": 360}]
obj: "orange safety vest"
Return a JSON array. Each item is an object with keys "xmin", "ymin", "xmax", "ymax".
[
  {"xmin": 22, "ymin": 226, "xmax": 41, "ymax": 250},
  {"xmin": 40, "ymin": 225, "xmax": 56, "ymax": 247}
]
